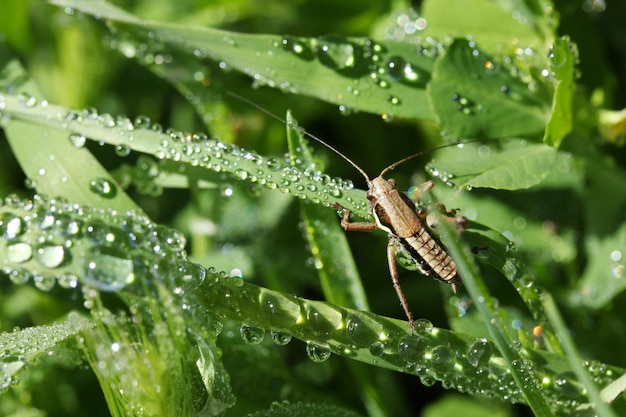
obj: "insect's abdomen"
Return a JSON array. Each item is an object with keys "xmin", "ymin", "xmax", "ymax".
[{"xmin": 399, "ymin": 228, "xmax": 459, "ymax": 284}]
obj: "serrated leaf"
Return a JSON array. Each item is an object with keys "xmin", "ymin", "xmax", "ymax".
[{"xmin": 428, "ymin": 39, "xmax": 550, "ymax": 139}]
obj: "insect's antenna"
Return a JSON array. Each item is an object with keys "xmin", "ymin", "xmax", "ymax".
[
  {"xmin": 379, "ymin": 138, "xmax": 488, "ymax": 178},
  {"xmin": 227, "ymin": 91, "xmax": 371, "ymax": 183}
]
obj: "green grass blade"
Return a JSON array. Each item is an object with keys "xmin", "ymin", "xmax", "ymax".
[
  {"xmin": 543, "ymin": 294, "xmax": 618, "ymax": 417},
  {"xmin": 0, "ymin": 54, "xmax": 138, "ymax": 212}
]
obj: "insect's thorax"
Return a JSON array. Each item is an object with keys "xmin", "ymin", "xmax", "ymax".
[{"xmin": 367, "ymin": 176, "xmax": 422, "ymax": 239}]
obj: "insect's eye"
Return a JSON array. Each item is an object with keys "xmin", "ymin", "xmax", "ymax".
[
  {"xmin": 366, "ymin": 189, "xmax": 374, "ymax": 200},
  {"xmin": 388, "ymin": 178, "xmax": 396, "ymax": 187}
]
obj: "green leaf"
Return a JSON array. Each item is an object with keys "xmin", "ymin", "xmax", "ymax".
[
  {"xmin": 0, "ymin": 314, "xmax": 93, "ymax": 390},
  {"xmin": 246, "ymin": 401, "xmax": 364, "ymax": 417},
  {"xmin": 573, "ymin": 221, "xmax": 626, "ymax": 309},
  {"xmin": 428, "ymin": 39, "xmax": 550, "ymax": 139},
  {"xmin": 427, "ymin": 139, "xmax": 557, "ymax": 190},
  {"xmin": 421, "ymin": 0, "xmax": 549, "ymax": 52},
  {"xmin": 543, "ymin": 36, "xmax": 577, "ymax": 147},
  {"xmin": 0, "ymin": 53, "xmax": 138, "ymax": 212},
  {"xmin": 543, "ymin": 294, "xmax": 619, "ymax": 417},
  {"xmin": 48, "ymin": 0, "xmax": 439, "ymax": 121}
]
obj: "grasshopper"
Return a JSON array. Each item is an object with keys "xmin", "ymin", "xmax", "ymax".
[
  {"xmin": 228, "ymin": 92, "xmax": 468, "ymax": 333},
  {"xmin": 330, "ymin": 154, "xmax": 465, "ymax": 334}
]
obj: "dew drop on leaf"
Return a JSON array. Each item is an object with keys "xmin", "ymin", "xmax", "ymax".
[
  {"xmin": 305, "ymin": 341, "xmax": 331, "ymax": 363},
  {"xmin": 270, "ymin": 330, "xmax": 292, "ymax": 346},
  {"xmin": 83, "ymin": 245, "xmax": 135, "ymax": 291},
  {"xmin": 240, "ymin": 324, "xmax": 265, "ymax": 344}
]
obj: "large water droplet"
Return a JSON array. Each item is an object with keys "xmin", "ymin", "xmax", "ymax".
[
  {"xmin": 35, "ymin": 244, "xmax": 67, "ymax": 268},
  {"xmin": 83, "ymin": 246, "xmax": 135, "ymax": 291},
  {"xmin": 466, "ymin": 338, "xmax": 491, "ymax": 367},
  {"xmin": 0, "ymin": 214, "xmax": 26, "ymax": 240},
  {"xmin": 270, "ymin": 330, "xmax": 292, "ymax": 346},
  {"xmin": 240, "ymin": 324, "xmax": 265, "ymax": 344},
  {"xmin": 385, "ymin": 56, "xmax": 429, "ymax": 87},
  {"xmin": 398, "ymin": 335, "xmax": 428, "ymax": 363},
  {"xmin": 7, "ymin": 242, "xmax": 33, "ymax": 263},
  {"xmin": 430, "ymin": 345, "xmax": 455, "ymax": 371},
  {"xmin": 305, "ymin": 341, "xmax": 331, "ymax": 363},
  {"xmin": 315, "ymin": 36, "xmax": 357, "ymax": 72}
]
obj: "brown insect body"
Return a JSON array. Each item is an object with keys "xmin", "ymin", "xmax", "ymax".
[
  {"xmin": 339, "ymin": 173, "xmax": 462, "ymax": 333},
  {"xmin": 368, "ymin": 176, "xmax": 459, "ymax": 284}
]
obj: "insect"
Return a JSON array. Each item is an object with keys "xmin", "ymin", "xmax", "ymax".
[
  {"xmin": 327, "ymin": 148, "xmax": 467, "ymax": 334},
  {"xmin": 227, "ymin": 92, "xmax": 470, "ymax": 333}
]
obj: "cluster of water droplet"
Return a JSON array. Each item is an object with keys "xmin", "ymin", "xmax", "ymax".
[
  {"xmin": 272, "ymin": 34, "xmax": 437, "ymax": 111},
  {"xmin": 0, "ymin": 194, "xmax": 197, "ymax": 296},
  {"xmin": 2, "ymin": 92, "xmax": 365, "ymax": 213}
]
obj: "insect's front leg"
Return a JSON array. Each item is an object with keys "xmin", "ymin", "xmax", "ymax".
[
  {"xmin": 387, "ymin": 237, "xmax": 415, "ymax": 334},
  {"xmin": 332, "ymin": 203, "xmax": 377, "ymax": 232}
]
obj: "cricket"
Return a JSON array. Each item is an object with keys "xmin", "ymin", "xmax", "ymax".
[{"xmin": 228, "ymin": 92, "xmax": 469, "ymax": 333}]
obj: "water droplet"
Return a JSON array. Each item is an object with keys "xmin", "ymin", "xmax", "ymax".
[
  {"xmin": 240, "ymin": 324, "xmax": 265, "ymax": 344},
  {"xmin": 17, "ymin": 93, "xmax": 37, "ymax": 108},
  {"xmin": 0, "ymin": 214, "xmax": 26, "ymax": 240},
  {"xmin": 35, "ymin": 244, "xmax": 67, "ymax": 268},
  {"xmin": 7, "ymin": 242, "xmax": 33, "ymax": 263},
  {"xmin": 115, "ymin": 144, "xmax": 131, "ymax": 157},
  {"xmin": 548, "ymin": 44, "xmax": 567, "ymax": 68},
  {"xmin": 58, "ymin": 274, "xmax": 79, "ymax": 289},
  {"xmin": 69, "ymin": 133, "xmax": 87, "ymax": 148},
  {"xmin": 419, "ymin": 374, "xmax": 436, "ymax": 387},
  {"xmin": 502, "ymin": 258, "xmax": 521, "ymax": 281},
  {"xmin": 305, "ymin": 341, "xmax": 331, "ymax": 363},
  {"xmin": 385, "ymin": 56, "xmax": 429, "ymax": 87},
  {"xmin": 83, "ymin": 245, "xmax": 135, "ymax": 291},
  {"xmin": 398, "ymin": 335, "xmax": 428, "ymax": 363},
  {"xmin": 430, "ymin": 345, "xmax": 454, "ymax": 371},
  {"xmin": 33, "ymin": 274, "xmax": 55, "ymax": 291},
  {"xmin": 368, "ymin": 341, "xmax": 385, "ymax": 357},
  {"xmin": 414, "ymin": 318, "xmax": 433, "ymax": 333},
  {"xmin": 280, "ymin": 36, "xmax": 314, "ymax": 59},
  {"xmin": 315, "ymin": 36, "xmax": 357, "ymax": 71},
  {"xmin": 466, "ymin": 338, "xmax": 491, "ymax": 367},
  {"xmin": 345, "ymin": 316, "xmax": 376, "ymax": 347},
  {"xmin": 270, "ymin": 330, "xmax": 292, "ymax": 346},
  {"xmin": 89, "ymin": 177, "xmax": 117, "ymax": 198},
  {"xmin": 305, "ymin": 305, "xmax": 339, "ymax": 336}
]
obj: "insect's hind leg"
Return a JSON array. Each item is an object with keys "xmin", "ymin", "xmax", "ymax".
[
  {"xmin": 386, "ymin": 237, "xmax": 416, "ymax": 334},
  {"xmin": 332, "ymin": 203, "xmax": 377, "ymax": 232}
]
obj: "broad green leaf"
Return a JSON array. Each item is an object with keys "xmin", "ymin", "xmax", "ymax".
[
  {"xmin": 428, "ymin": 39, "xmax": 551, "ymax": 139},
  {"xmin": 573, "ymin": 221, "xmax": 626, "ymax": 309},
  {"xmin": 422, "ymin": 395, "xmax": 511, "ymax": 417},
  {"xmin": 427, "ymin": 139, "xmax": 557, "ymax": 190},
  {"xmin": 421, "ymin": 0, "xmax": 550, "ymax": 52},
  {"xmin": 49, "ymin": 0, "xmax": 438, "ymax": 121}
]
